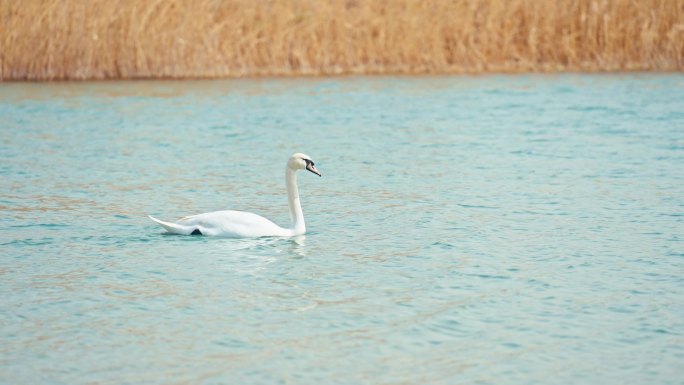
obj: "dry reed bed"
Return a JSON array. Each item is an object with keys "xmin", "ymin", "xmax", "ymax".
[{"xmin": 1, "ymin": 0, "xmax": 683, "ymax": 80}]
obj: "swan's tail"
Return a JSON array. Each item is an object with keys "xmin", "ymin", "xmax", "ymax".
[{"xmin": 148, "ymin": 215, "xmax": 194, "ymax": 235}]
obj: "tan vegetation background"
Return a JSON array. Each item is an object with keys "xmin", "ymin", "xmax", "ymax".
[{"xmin": 1, "ymin": 0, "xmax": 683, "ymax": 80}]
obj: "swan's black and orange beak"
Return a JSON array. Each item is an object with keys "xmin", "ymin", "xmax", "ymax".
[{"xmin": 305, "ymin": 160, "xmax": 321, "ymax": 177}]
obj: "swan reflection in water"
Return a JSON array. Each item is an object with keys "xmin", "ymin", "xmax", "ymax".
[
  {"xmin": 169, "ymin": 235, "xmax": 307, "ymax": 276},
  {"xmin": 288, "ymin": 235, "xmax": 307, "ymax": 258},
  {"xmin": 226, "ymin": 235, "xmax": 307, "ymax": 258},
  {"xmin": 201, "ymin": 235, "xmax": 307, "ymax": 257}
]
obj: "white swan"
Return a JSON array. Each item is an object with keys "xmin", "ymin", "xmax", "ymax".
[{"xmin": 149, "ymin": 153, "xmax": 321, "ymax": 238}]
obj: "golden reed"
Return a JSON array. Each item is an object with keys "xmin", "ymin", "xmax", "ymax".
[{"xmin": 1, "ymin": 0, "xmax": 683, "ymax": 80}]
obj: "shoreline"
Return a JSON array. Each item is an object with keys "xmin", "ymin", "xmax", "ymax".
[{"xmin": 1, "ymin": 68, "xmax": 682, "ymax": 84}]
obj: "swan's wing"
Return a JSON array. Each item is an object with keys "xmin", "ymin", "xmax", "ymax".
[{"xmin": 150, "ymin": 210, "xmax": 289, "ymax": 237}]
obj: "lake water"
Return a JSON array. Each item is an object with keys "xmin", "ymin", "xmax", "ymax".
[{"xmin": 1, "ymin": 75, "xmax": 683, "ymax": 385}]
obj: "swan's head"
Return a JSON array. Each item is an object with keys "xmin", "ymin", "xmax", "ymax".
[{"xmin": 288, "ymin": 153, "xmax": 321, "ymax": 177}]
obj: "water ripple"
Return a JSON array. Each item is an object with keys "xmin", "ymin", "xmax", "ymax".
[{"xmin": 1, "ymin": 75, "xmax": 683, "ymax": 385}]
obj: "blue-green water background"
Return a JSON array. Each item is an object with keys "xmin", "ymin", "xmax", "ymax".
[{"xmin": 1, "ymin": 75, "xmax": 683, "ymax": 385}]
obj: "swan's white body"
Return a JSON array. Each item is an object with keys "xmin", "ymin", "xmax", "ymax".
[{"xmin": 149, "ymin": 153, "xmax": 320, "ymax": 238}]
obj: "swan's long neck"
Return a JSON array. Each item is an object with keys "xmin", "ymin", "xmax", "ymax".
[{"xmin": 286, "ymin": 167, "xmax": 305, "ymax": 235}]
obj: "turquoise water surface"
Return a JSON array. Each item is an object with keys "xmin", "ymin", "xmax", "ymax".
[{"xmin": 1, "ymin": 75, "xmax": 683, "ymax": 384}]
